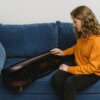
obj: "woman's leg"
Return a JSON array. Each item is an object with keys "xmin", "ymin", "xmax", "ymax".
[
  {"xmin": 52, "ymin": 70, "xmax": 73, "ymax": 99},
  {"xmin": 64, "ymin": 74, "xmax": 100, "ymax": 100}
]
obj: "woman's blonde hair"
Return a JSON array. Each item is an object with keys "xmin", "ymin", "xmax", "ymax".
[{"xmin": 71, "ymin": 5, "xmax": 100, "ymax": 39}]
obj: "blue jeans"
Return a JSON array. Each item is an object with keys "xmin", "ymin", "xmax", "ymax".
[{"xmin": 0, "ymin": 42, "xmax": 6, "ymax": 74}]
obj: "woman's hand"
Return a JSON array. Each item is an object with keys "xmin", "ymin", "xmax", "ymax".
[
  {"xmin": 50, "ymin": 48, "xmax": 64, "ymax": 56},
  {"xmin": 59, "ymin": 64, "xmax": 68, "ymax": 72}
]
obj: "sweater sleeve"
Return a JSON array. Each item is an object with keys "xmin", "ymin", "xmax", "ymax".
[
  {"xmin": 63, "ymin": 45, "xmax": 76, "ymax": 56},
  {"xmin": 67, "ymin": 41, "xmax": 100, "ymax": 74}
]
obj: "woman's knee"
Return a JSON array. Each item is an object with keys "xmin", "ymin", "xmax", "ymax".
[
  {"xmin": 64, "ymin": 77, "xmax": 75, "ymax": 88},
  {"xmin": 52, "ymin": 70, "xmax": 65, "ymax": 86},
  {"xmin": 52, "ymin": 70, "xmax": 61, "ymax": 83}
]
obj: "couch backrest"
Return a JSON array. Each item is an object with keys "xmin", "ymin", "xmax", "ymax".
[
  {"xmin": 0, "ymin": 23, "xmax": 58, "ymax": 57},
  {"xmin": 0, "ymin": 22, "xmax": 76, "ymax": 58},
  {"xmin": 56, "ymin": 21, "xmax": 76, "ymax": 50}
]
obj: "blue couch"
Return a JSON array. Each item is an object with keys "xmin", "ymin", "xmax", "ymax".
[{"xmin": 0, "ymin": 21, "xmax": 100, "ymax": 100}]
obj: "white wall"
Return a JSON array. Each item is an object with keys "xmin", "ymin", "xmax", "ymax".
[{"xmin": 0, "ymin": 0, "xmax": 100, "ymax": 24}]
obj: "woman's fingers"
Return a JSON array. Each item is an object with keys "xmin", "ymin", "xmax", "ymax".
[
  {"xmin": 50, "ymin": 48, "xmax": 64, "ymax": 56},
  {"xmin": 51, "ymin": 51, "xmax": 59, "ymax": 55},
  {"xmin": 50, "ymin": 48, "xmax": 58, "ymax": 53},
  {"xmin": 50, "ymin": 50, "xmax": 60, "ymax": 55}
]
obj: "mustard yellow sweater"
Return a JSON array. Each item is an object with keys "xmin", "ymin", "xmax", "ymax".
[{"xmin": 63, "ymin": 35, "xmax": 100, "ymax": 76}]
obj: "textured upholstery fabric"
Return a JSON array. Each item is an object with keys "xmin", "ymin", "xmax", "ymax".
[
  {"xmin": 0, "ymin": 42, "xmax": 6, "ymax": 74},
  {"xmin": 0, "ymin": 22, "xmax": 100, "ymax": 100},
  {"xmin": 56, "ymin": 21, "xmax": 76, "ymax": 50},
  {"xmin": 0, "ymin": 23, "xmax": 58, "ymax": 57}
]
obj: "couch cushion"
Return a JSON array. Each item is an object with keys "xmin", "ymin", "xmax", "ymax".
[
  {"xmin": 4, "ymin": 58, "xmax": 28, "ymax": 68},
  {"xmin": 0, "ymin": 42, "xmax": 6, "ymax": 74},
  {"xmin": 0, "ymin": 94, "xmax": 59, "ymax": 100},
  {"xmin": 0, "ymin": 58, "xmax": 75, "ymax": 94},
  {"xmin": 0, "ymin": 23, "xmax": 58, "ymax": 57},
  {"xmin": 56, "ymin": 21, "xmax": 76, "ymax": 50},
  {"xmin": 1, "ymin": 59, "xmax": 100, "ymax": 94},
  {"xmin": 1, "ymin": 68, "xmax": 100, "ymax": 94}
]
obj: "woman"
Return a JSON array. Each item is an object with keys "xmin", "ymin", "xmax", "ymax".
[{"xmin": 50, "ymin": 5, "xmax": 100, "ymax": 100}]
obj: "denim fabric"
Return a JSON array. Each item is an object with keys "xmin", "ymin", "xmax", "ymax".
[{"xmin": 0, "ymin": 42, "xmax": 6, "ymax": 74}]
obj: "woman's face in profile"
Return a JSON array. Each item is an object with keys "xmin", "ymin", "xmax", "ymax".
[{"xmin": 72, "ymin": 18, "xmax": 82, "ymax": 32}]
